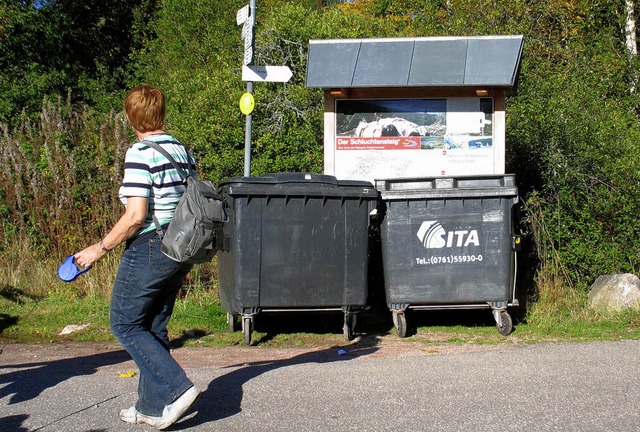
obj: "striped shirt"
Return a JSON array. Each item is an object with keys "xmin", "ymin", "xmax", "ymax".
[{"xmin": 119, "ymin": 133, "xmax": 197, "ymax": 237}]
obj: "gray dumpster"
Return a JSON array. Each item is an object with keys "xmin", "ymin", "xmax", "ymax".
[
  {"xmin": 376, "ymin": 175, "xmax": 520, "ymax": 336},
  {"xmin": 218, "ymin": 173, "xmax": 378, "ymax": 344}
]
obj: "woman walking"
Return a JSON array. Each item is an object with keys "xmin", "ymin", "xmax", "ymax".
[{"xmin": 74, "ymin": 85, "xmax": 200, "ymax": 430}]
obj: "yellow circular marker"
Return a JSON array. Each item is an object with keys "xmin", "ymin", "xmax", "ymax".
[{"xmin": 239, "ymin": 92, "xmax": 255, "ymax": 115}]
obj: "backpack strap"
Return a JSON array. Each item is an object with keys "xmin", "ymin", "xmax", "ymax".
[
  {"xmin": 141, "ymin": 139, "xmax": 193, "ymax": 181},
  {"xmin": 140, "ymin": 139, "xmax": 193, "ymax": 239}
]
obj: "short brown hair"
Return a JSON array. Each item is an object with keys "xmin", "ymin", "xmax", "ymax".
[{"xmin": 124, "ymin": 85, "xmax": 166, "ymax": 132}]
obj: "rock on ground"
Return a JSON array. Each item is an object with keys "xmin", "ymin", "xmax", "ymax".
[{"xmin": 588, "ymin": 273, "xmax": 640, "ymax": 312}]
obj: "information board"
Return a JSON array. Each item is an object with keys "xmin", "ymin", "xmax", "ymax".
[{"xmin": 329, "ymin": 97, "xmax": 502, "ymax": 182}]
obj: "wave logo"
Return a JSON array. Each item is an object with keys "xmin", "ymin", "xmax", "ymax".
[{"xmin": 417, "ymin": 221, "xmax": 480, "ymax": 249}]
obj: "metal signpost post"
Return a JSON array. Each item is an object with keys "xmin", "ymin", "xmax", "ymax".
[
  {"xmin": 237, "ymin": 1, "xmax": 292, "ymax": 177},
  {"xmin": 237, "ymin": 1, "xmax": 255, "ymax": 177}
]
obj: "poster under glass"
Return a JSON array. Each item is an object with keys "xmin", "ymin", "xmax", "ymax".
[{"xmin": 333, "ymin": 98, "xmax": 497, "ymax": 182}]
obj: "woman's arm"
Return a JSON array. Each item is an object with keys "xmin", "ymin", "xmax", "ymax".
[{"xmin": 74, "ymin": 196, "xmax": 148, "ymax": 268}]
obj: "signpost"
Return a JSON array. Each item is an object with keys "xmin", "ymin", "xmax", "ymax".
[
  {"xmin": 242, "ymin": 65, "xmax": 293, "ymax": 83},
  {"xmin": 236, "ymin": 4, "xmax": 249, "ymax": 25},
  {"xmin": 237, "ymin": 0, "xmax": 293, "ymax": 177},
  {"xmin": 238, "ymin": 1, "xmax": 255, "ymax": 176}
]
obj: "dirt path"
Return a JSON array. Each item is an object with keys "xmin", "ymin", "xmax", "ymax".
[{"xmin": 0, "ymin": 334, "xmax": 521, "ymax": 371}]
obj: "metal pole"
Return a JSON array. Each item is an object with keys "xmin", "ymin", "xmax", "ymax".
[
  {"xmin": 244, "ymin": 83, "xmax": 253, "ymax": 177},
  {"xmin": 243, "ymin": 0, "xmax": 257, "ymax": 177}
]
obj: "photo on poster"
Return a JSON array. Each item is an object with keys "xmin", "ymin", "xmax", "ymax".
[{"xmin": 335, "ymin": 98, "xmax": 493, "ymax": 151}]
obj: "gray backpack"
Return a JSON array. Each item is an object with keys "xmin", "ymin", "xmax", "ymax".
[{"xmin": 143, "ymin": 140, "xmax": 226, "ymax": 264}]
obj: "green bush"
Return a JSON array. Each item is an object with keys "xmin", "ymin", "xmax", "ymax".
[
  {"xmin": 0, "ymin": 95, "xmax": 127, "ymax": 255},
  {"xmin": 3, "ymin": 0, "xmax": 640, "ymax": 309}
]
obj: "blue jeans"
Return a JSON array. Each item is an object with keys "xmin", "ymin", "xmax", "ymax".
[{"xmin": 110, "ymin": 236, "xmax": 194, "ymax": 416}]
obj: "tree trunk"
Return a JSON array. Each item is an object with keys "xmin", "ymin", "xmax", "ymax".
[{"xmin": 625, "ymin": 0, "xmax": 638, "ymax": 92}]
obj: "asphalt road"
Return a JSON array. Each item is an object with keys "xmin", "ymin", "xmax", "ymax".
[{"xmin": 1, "ymin": 338, "xmax": 640, "ymax": 431}]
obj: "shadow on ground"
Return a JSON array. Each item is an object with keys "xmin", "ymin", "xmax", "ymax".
[
  {"xmin": 174, "ymin": 339, "xmax": 380, "ymax": 430},
  {"xmin": 0, "ymin": 349, "xmax": 130, "ymax": 405}
]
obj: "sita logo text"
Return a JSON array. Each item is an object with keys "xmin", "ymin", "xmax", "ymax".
[{"xmin": 417, "ymin": 221, "xmax": 480, "ymax": 249}]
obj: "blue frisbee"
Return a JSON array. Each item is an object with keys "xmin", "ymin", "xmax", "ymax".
[{"xmin": 58, "ymin": 255, "xmax": 90, "ymax": 282}]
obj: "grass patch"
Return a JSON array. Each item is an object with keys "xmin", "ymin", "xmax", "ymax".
[
  {"xmin": 2, "ymin": 254, "xmax": 640, "ymax": 349},
  {"xmin": 3, "ymin": 289, "xmax": 640, "ymax": 349},
  {"xmin": 0, "ymin": 288, "xmax": 347, "ymax": 349},
  {"xmin": 0, "ymin": 290, "xmax": 226, "ymax": 345},
  {"xmin": 0, "ymin": 293, "xmax": 111, "ymax": 343}
]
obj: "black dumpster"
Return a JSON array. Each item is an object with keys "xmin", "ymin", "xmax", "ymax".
[
  {"xmin": 376, "ymin": 175, "xmax": 520, "ymax": 337},
  {"xmin": 218, "ymin": 173, "xmax": 378, "ymax": 344}
]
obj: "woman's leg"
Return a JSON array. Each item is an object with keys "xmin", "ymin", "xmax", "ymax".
[{"xmin": 110, "ymin": 238, "xmax": 193, "ymax": 416}]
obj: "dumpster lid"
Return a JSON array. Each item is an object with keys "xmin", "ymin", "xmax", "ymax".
[
  {"xmin": 375, "ymin": 175, "xmax": 518, "ymax": 200},
  {"xmin": 306, "ymin": 35, "xmax": 524, "ymax": 95},
  {"xmin": 220, "ymin": 172, "xmax": 339, "ymax": 187},
  {"xmin": 220, "ymin": 172, "xmax": 376, "ymax": 193}
]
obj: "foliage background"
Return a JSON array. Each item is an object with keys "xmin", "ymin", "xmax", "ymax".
[{"xmin": 2, "ymin": 0, "xmax": 640, "ymax": 310}]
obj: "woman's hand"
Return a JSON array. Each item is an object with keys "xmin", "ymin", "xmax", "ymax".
[{"xmin": 74, "ymin": 243, "xmax": 108, "ymax": 269}]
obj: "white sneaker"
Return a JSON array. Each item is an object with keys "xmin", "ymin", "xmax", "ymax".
[
  {"xmin": 119, "ymin": 406, "xmax": 161, "ymax": 426},
  {"xmin": 155, "ymin": 386, "xmax": 201, "ymax": 430}
]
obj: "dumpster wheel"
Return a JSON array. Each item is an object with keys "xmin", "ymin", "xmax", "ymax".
[
  {"xmin": 227, "ymin": 312, "xmax": 238, "ymax": 332},
  {"xmin": 242, "ymin": 316, "xmax": 253, "ymax": 345},
  {"xmin": 393, "ymin": 311, "xmax": 407, "ymax": 338},
  {"xmin": 495, "ymin": 310, "xmax": 513, "ymax": 336},
  {"xmin": 343, "ymin": 314, "xmax": 357, "ymax": 341}
]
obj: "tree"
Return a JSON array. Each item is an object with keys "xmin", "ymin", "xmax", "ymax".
[
  {"xmin": 625, "ymin": 0, "xmax": 637, "ymax": 91},
  {"xmin": 625, "ymin": 0, "xmax": 637, "ymax": 56},
  {"xmin": 0, "ymin": 0, "xmax": 63, "ymax": 122},
  {"xmin": 134, "ymin": 0, "xmax": 247, "ymax": 182},
  {"xmin": 0, "ymin": 0, "xmax": 157, "ymax": 124},
  {"xmin": 137, "ymin": 0, "xmax": 400, "ymax": 182},
  {"xmin": 4, "ymin": 0, "xmax": 640, "ymax": 293}
]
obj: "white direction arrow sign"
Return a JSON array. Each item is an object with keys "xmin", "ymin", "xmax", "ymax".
[
  {"xmin": 236, "ymin": 5, "xmax": 249, "ymax": 25},
  {"xmin": 242, "ymin": 65, "xmax": 293, "ymax": 83}
]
